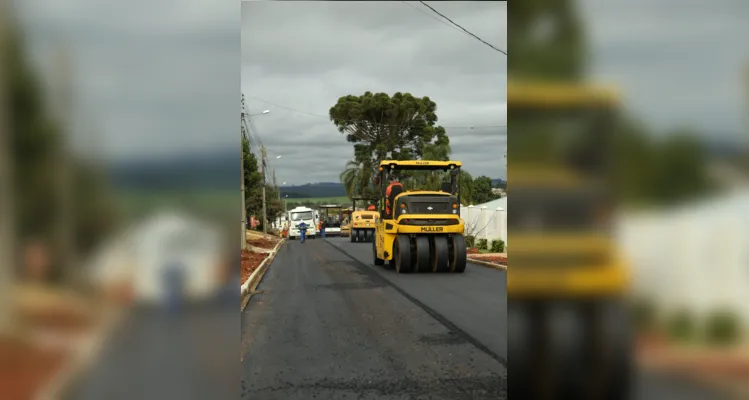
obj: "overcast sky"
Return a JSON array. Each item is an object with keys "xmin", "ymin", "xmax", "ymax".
[
  {"xmin": 16, "ymin": 0, "xmax": 749, "ymax": 185},
  {"xmin": 241, "ymin": 1, "xmax": 507, "ymax": 185}
]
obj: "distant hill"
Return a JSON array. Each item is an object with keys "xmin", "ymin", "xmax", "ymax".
[
  {"xmin": 108, "ymin": 148, "xmax": 507, "ymax": 194},
  {"xmin": 492, "ymin": 178, "xmax": 506, "ymax": 188},
  {"xmin": 280, "ymin": 182, "xmax": 346, "ymax": 198},
  {"xmin": 108, "ymin": 148, "xmax": 239, "ymax": 191}
]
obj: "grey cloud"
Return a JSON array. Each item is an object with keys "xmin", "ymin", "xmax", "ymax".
[
  {"xmin": 243, "ymin": 1, "xmax": 506, "ymax": 185},
  {"xmin": 582, "ymin": 0, "xmax": 749, "ymax": 140},
  {"xmin": 18, "ymin": 0, "xmax": 239, "ymax": 161}
]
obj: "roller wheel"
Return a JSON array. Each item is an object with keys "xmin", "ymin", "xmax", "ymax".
[
  {"xmin": 357, "ymin": 229, "xmax": 365, "ymax": 242},
  {"xmin": 414, "ymin": 236, "xmax": 431, "ymax": 273},
  {"xmin": 546, "ymin": 303, "xmax": 587, "ymax": 398},
  {"xmin": 508, "ymin": 301, "xmax": 535, "ymax": 399},
  {"xmin": 350, "ymin": 230, "xmax": 356, "ymax": 242},
  {"xmin": 366, "ymin": 230, "xmax": 374, "ymax": 242},
  {"xmin": 373, "ymin": 240, "xmax": 385, "ymax": 266},
  {"xmin": 430, "ymin": 236, "xmax": 450, "ymax": 273},
  {"xmin": 394, "ymin": 234, "xmax": 413, "ymax": 273},
  {"xmin": 595, "ymin": 301, "xmax": 633, "ymax": 400},
  {"xmin": 449, "ymin": 235, "xmax": 467, "ymax": 273}
]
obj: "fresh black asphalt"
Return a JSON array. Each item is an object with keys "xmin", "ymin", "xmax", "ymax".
[{"xmin": 241, "ymin": 237, "xmax": 507, "ymax": 399}]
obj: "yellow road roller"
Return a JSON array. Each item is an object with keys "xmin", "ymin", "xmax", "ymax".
[
  {"xmin": 350, "ymin": 196, "xmax": 378, "ymax": 243},
  {"xmin": 372, "ymin": 160, "xmax": 467, "ymax": 273},
  {"xmin": 508, "ymin": 80, "xmax": 632, "ymax": 399}
]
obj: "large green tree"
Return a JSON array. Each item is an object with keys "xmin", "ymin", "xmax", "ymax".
[
  {"xmin": 331, "ymin": 92, "xmax": 454, "ymax": 196},
  {"xmin": 329, "ymin": 91, "xmax": 450, "ymax": 163}
]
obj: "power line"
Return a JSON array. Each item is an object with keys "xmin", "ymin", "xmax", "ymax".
[
  {"xmin": 400, "ymin": 1, "xmax": 470, "ymax": 37},
  {"xmin": 247, "ymin": 96, "xmax": 505, "ymax": 129},
  {"xmin": 418, "ymin": 1, "xmax": 506, "ymax": 55}
]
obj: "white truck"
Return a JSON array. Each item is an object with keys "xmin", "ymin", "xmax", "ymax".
[{"xmin": 287, "ymin": 206, "xmax": 317, "ymax": 240}]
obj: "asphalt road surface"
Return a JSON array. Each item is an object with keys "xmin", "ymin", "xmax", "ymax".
[{"xmin": 241, "ymin": 237, "xmax": 507, "ymax": 400}]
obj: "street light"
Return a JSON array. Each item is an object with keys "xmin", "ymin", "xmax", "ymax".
[{"xmin": 249, "ymin": 109, "xmax": 271, "ymax": 117}]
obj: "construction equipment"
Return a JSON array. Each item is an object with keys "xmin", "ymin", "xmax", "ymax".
[
  {"xmin": 349, "ymin": 196, "xmax": 378, "ymax": 243},
  {"xmin": 318, "ymin": 204, "xmax": 344, "ymax": 236},
  {"xmin": 340, "ymin": 207, "xmax": 353, "ymax": 237},
  {"xmin": 372, "ymin": 160, "xmax": 467, "ymax": 273},
  {"xmin": 507, "ymin": 80, "xmax": 632, "ymax": 399}
]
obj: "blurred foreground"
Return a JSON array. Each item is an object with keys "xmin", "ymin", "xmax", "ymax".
[
  {"xmin": 0, "ymin": 3, "xmax": 239, "ymax": 398},
  {"xmin": 508, "ymin": 0, "xmax": 749, "ymax": 398}
]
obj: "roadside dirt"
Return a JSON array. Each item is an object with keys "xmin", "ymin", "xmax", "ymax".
[
  {"xmin": 0, "ymin": 335, "xmax": 68, "ymax": 400},
  {"xmin": 241, "ymin": 249, "xmax": 269, "ymax": 283},
  {"xmin": 22, "ymin": 308, "xmax": 92, "ymax": 335},
  {"xmin": 247, "ymin": 238, "xmax": 278, "ymax": 249},
  {"xmin": 467, "ymin": 251, "xmax": 507, "ymax": 265},
  {"xmin": 637, "ymin": 332, "xmax": 749, "ymax": 384}
]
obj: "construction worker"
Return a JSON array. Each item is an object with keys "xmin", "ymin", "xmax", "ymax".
[
  {"xmin": 367, "ymin": 204, "xmax": 376, "ymax": 211},
  {"xmin": 385, "ymin": 173, "xmax": 403, "ymax": 218},
  {"xmin": 298, "ymin": 220, "xmax": 308, "ymax": 243}
]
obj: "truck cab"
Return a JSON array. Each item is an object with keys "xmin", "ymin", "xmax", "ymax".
[{"xmin": 287, "ymin": 206, "xmax": 317, "ymax": 240}]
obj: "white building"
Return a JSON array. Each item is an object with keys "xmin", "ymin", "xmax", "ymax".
[
  {"xmin": 460, "ymin": 197, "xmax": 507, "ymax": 246},
  {"xmin": 86, "ymin": 210, "xmax": 225, "ymax": 305},
  {"xmin": 617, "ymin": 188, "xmax": 749, "ymax": 331}
]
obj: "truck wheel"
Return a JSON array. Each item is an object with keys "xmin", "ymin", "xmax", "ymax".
[
  {"xmin": 430, "ymin": 236, "xmax": 450, "ymax": 272},
  {"xmin": 357, "ymin": 229, "xmax": 365, "ymax": 242},
  {"xmin": 414, "ymin": 236, "xmax": 431, "ymax": 273},
  {"xmin": 394, "ymin": 234, "xmax": 413, "ymax": 273},
  {"xmin": 350, "ymin": 229, "xmax": 356, "ymax": 243}
]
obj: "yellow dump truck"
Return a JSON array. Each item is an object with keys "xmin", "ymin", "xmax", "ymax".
[{"xmin": 507, "ymin": 81, "xmax": 632, "ymax": 399}]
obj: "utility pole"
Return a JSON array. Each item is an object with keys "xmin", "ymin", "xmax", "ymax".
[
  {"xmin": 261, "ymin": 145, "xmax": 267, "ymax": 234},
  {"xmin": 240, "ymin": 100, "xmax": 247, "ymax": 251},
  {"xmin": 0, "ymin": 0, "xmax": 16, "ymax": 333},
  {"xmin": 53, "ymin": 44, "xmax": 77, "ymax": 284}
]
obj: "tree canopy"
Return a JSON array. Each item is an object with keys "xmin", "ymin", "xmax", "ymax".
[{"xmin": 330, "ymin": 91, "xmax": 455, "ymax": 198}]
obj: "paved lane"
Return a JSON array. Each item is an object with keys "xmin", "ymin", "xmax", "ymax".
[
  {"xmin": 326, "ymin": 237, "xmax": 506, "ymax": 361},
  {"xmin": 241, "ymin": 239, "xmax": 507, "ymax": 400},
  {"xmin": 70, "ymin": 305, "xmax": 239, "ymax": 399}
]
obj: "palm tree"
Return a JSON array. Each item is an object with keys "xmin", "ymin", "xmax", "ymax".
[
  {"xmin": 340, "ymin": 160, "xmax": 360, "ymax": 198},
  {"xmin": 340, "ymin": 159, "xmax": 376, "ymax": 199}
]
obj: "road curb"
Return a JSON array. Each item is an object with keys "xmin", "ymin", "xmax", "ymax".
[
  {"xmin": 36, "ymin": 307, "xmax": 127, "ymax": 400},
  {"xmin": 639, "ymin": 362, "xmax": 749, "ymax": 399},
  {"xmin": 241, "ymin": 239, "xmax": 285, "ymax": 311},
  {"xmin": 467, "ymin": 257, "xmax": 507, "ymax": 271}
]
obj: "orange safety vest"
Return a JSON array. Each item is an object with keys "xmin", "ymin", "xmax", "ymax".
[{"xmin": 385, "ymin": 182, "xmax": 403, "ymax": 214}]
